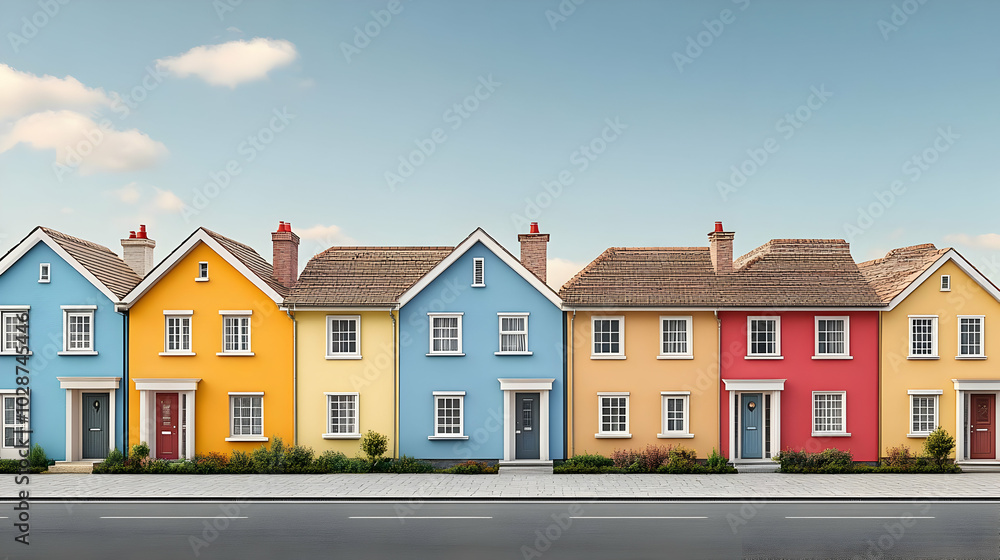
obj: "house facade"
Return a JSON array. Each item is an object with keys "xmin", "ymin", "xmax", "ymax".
[
  {"xmin": 397, "ymin": 227, "xmax": 565, "ymax": 464},
  {"xmin": 122, "ymin": 226, "xmax": 295, "ymax": 459},
  {"xmin": 0, "ymin": 227, "xmax": 141, "ymax": 462},
  {"xmin": 860, "ymin": 244, "xmax": 1000, "ymax": 464}
]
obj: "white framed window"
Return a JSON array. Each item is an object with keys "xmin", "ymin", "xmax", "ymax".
[
  {"xmin": 228, "ymin": 393, "xmax": 264, "ymax": 439},
  {"xmin": 324, "ymin": 393, "xmax": 360, "ymax": 438},
  {"xmin": 38, "ymin": 263, "xmax": 50, "ymax": 283},
  {"xmin": 428, "ymin": 313, "xmax": 463, "ymax": 355},
  {"xmin": 196, "ymin": 262, "xmax": 209, "ymax": 281},
  {"xmin": 2, "ymin": 394, "xmax": 27, "ymax": 449},
  {"xmin": 908, "ymin": 391, "xmax": 941, "ymax": 437},
  {"xmin": 472, "ymin": 257, "xmax": 485, "ymax": 287},
  {"xmin": 747, "ymin": 316, "xmax": 780, "ymax": 357},
  {"xmin": 596, "ymin": 392, "xmax": 630, "ymax": 437},
  {"xmin": 812, "ymin": 391, "xmax": 848, "ymax": 436},
  {"xmin": 162, "ymin": 311, "xmax": 193, "ymax": 355},
  {"xmin": 658, "ymin": 316, "xmax": 692, "ymax": 359},
  {"xmin": 814, "ymin": 316, "xmax": 850, "ymax": 358},
  {"xmin": 591, "ymin": 316, "xmax": 624, "ymax": 359},
  {"xmin": 659, "ymin": 392, "xmax": 692, "ymax": 438},
  {"xmin": 940, "ymin": 275, "xmax": 951, "ymax": 291},
  {"xmin": 430, "ymin": 391, "xmax": 466, "ymax": 439},
  {"xmin": 0, "ymin": 309, "xmax": 28, "ymax": 355},
  {"xmin": 908, "ymin": 316, "xmax": 938, "ymax": 358},
  {"xmin": 326, "ymin": 315, "xmax": 360, "ymax": 359},
  {"xmin": 957, "ymin": 316, "xmax": 985, "ymax": 358},
  {"xmin": 60, "ymin": 305, "xmax": 96, "ymax": 354},
  {"xmin": 221, "ymin": 312, "xmax": 252, "ymax": 354},
  {"xmin": 497, "ymin": 313, "xmax": 530, "ymax": 355}
]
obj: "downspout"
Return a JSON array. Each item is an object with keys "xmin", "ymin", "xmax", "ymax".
[
  {"xmin": 877, "ymin": 309, "xmax": 882, "ymax": 462},
  {"xmin": 562, "ymin": 308, "xmax": 568, "ymax": 460},
  {"xmin": 121, "ymin": 305, "xmax": 129, "ymax": 458},
  {"xmin": 390, "ymin": 308, "xmax": 397, "ymax": 458},
  {"xmin": 570, "ymin": 309, "xmax": 576, "ymax": 458},
  {"xmin": 286, "ymin": 305, "xmax": 297, "ymax": 446},
  {"xmin": 715, "ymin": 309, "xmax": 721, "ymax": 459}
]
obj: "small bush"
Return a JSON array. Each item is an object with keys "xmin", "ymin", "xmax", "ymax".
[
  {"xmin": 284, "ymin": 444, "xmax": 316, "ymax": 473},
  {"xmin": 0, "ymin": 459, "xmax": 20, "ymax": 473},
  {"xmin": 228, "ymin": 450, "xmax": 255, "ymax": 474},
  {"xmin": 361, "ymin": 431, "xmax": 389, "ymax": 466},
  {"xmin": 776, "ymin": 448, "xmax": 855, "ymax": 473},
  {"xmin": 313, "ymin": 450, "xmax": 350, "ymax": 473},
  {"xmin": 27, "ymin": 444, "xmax": 47, "ymax": 470},
  {"xmin": 705, "ymin": 448, "xmax": 730, "ymax": 471},
  {"xmin": 250, "ymin": 437, "xmax": 287, "ymax": 473},
  {"xmin": 440, "ymin": 460, "xmax": 498, "ymax": 474},
  {"xmin": 104, "ymin": 447, "xmax": 125, "ymax": 468},
  {"xmin": 884, "ymin": 445, "xmax": 915, "ymax": 468},
  {"xmin": 924, "ymin": 427, "xmax": 956, "ymax": 467},
  {"xmin": 387, "ymin": 455, "xmax": 434, "ymax": 474},
  {"xmin": 563, "ymin": 453, "xmax": 614, "ymax": 469},
  {"xmin": 610, "ymin": 448, "xmax": 639, "ymax": 469},
  {"xmin": 553, "ymin": 464, "xmax": 625, "ymax": 474},
  {"xmin": 130, "ymin": 442, "xmax": 150, "ymax": 461}
]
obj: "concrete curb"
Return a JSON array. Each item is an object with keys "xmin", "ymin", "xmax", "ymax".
[{"xmin": 8, "ymin": 495, "xmax": 1000, "ymax": 502}]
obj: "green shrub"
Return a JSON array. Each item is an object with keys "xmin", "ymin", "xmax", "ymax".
[
  {"xmin": 776, "ymin": 448, "xmax": 855, "ymax": 473},
  {"xmin": 250, "ymin": 437, "xmax": 287, "ymax": 473},
  {"xmin": 194, "ymin": 452, "xmax": 229, "ymax": 473},
  {"xmin": 924, "ymin": 427, "xmax": 955, "ymax": 467},
  {"xmin": 705, "ymin": 448, "xmax": 730, "ymax": 472},
  {"xmin": 104, "ymin": 447, "xmax": 125, "ymax": 468},
  {"xmin": 610, "ymin": 448, "xmax": 639, "ymax": 469},
  {"xmin": 145, "ymin": 459, "xmax": 172, "ymax": 474},
  {"xmin": 284, "ymin": 444, "xmax": 316, "ymax": 473},
  {"xmin": 0, "ymin": 459, "xmax": 20, "ymax": 473},
  {"xmin": 883, "ymin": 445, "xmax": 915, "ymax": 468},
  {"xmin": 313, "ymin": 450, "xmax": 350, "ymax": 473},
  {"xmin": 553, "ymin": 464, "xmax": 625, "ymax": 474},
  {"xmin": 387, "ymin": 455, "xmax": 434, "ymax": 474},
  {"xmin": 440, "ymin": 460, "xmax": 498, "ymax": 474},
  {"xmin": 563, "ymin": 453, "xmax": 614, "ymax": 468},
  {"xmin": 130, "ymin": 442, "xmax": 150, "ymax": 461},
  {"xmin": 27, "ymin": 444, "xmax": 47, "ymax": 470},
  {"xmin": 227, "ymin": 450, "xmax": 255, "ymax": 474},
  {"xmin": 361, "ymin": 430, "xmax": 389, "ymax": 466}
]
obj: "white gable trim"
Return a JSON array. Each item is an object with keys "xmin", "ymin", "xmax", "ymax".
[
  {"xmin": 397, "ymin": 229, "xmax": 562, "ymax": 308},
  {"xmin": 886, "ymin": 249, "xmax": 1000, "ymax": 310},
  {"xmin": 122, "ymin": 229, "xmax": 284, "ymax": 307},
  {"xmin": 0, "ymin": 228, "xmax": 119, "ymax": 302}
]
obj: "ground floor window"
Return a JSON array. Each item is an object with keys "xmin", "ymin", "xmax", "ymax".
[
  {"xmin": 812, "ymin": 392, "xmax": 846, "ymax": 435},
  {"xmin": 433, "ymin": 393, "xmax": 465, "ymax": 437},
  {"xmin": 910, "ymin": 394, "xmax": 938, "ymax": 436},
  {"xmin": 659, "ymin": 392, "xmax": 691, "ymax": 437},
  {"xmin": 328, "ymin": 393, "xmax": 359, "ymax": 436},
  {"xmin": 598, "ymin": 393, "xmax": 629, "ymax": 436},
  {"xmin": 2, "ymin": 395, "xmax": 27, "ymax": 448},
  {"xmin": 230, "ymin": 395, "xmax": 263, "ymax": 437}
]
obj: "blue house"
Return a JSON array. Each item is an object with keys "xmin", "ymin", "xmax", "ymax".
[
  {"xmin": 0, "ymin": 227, "xmax": 146, "ymax": 462},
  {"xmin": 397, "ymin": 226, "xmax": 564, "ymax": 465}
]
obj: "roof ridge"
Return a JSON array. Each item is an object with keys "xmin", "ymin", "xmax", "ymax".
[
  {"xmin": 200, "ymin": 227, "xmax": 258, "ymax": 253},
  {"xmin": 40, "ymin": 227, "xmax": 118, "ymax": 255}
]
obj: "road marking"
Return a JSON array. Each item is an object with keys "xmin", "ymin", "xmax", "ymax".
[
  {"xmin": 786, "ymin": 516, "xmax": 935, "ymax": 520},
  {"xmin": 101, "ymin": 516, "xmax": 249, "ymax": 519},
  {"xmin": 571, "ymin": 516, "xmax": 708, "ymax": 519},
  {"xmin": 350, "ymin": 516, "xmax": 492, "ymax": 519}
]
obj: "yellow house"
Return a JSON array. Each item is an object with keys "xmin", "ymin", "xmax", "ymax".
[
  {"xmin": 122, "ymin": 226, "xmax": 296, "ymax": 458},
  {"xmin": 860, "ymin": 244, "xmax": 1000, "ymax": 465},
  {"xmin": 284, "ymin": 245, "xmax": 450, "ymax": 457}
]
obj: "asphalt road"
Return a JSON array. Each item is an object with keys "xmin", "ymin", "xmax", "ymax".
[{"xmin": 1, "ymin": 500, "xmax": 997, "ymax": 559}]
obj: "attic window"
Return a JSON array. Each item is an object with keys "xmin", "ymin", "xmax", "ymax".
[
  {"xmin": 940, "ymin": 275, "xmax": 950, "ymax": 291},
  {"xmin": 472, "ymin": 258, "xmax": 485, "ymax": 287},
  {"xmin": 39, "ymin": 263, "xmax": 50, "ymax": 283},
  {"xmin": 197, "ymin": 262, "xmax": 209, "ymax": 282}
]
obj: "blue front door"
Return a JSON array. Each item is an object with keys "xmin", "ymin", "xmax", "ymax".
[{"xmin": 741, "ymin": 393, "xmax": 762, "ymax": 459}]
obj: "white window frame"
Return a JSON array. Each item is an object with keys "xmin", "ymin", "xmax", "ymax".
[
  {"xmin": 658, "ymin": 316, "xmax": 693, "ymax": 359},
  {"xmin": 957, "ymin": 315, "xmax": 986, "ymax": 359},
  {"xmin": 323, "ymin": 392, "xmax": 361, "ymax": 439},
  {"xmin": 472, "ymin": 257, "xmax": 485, "ymax": 287},
  {"xmin": 746, "ymin": 316, "xmax": 781, "ymax": 358},
  {"xmin": 0, "ymin": 307, "xmax": 29, "ymax": 356},
  {"xmin": 591, "ymin": 316, "xmax": 625, "ymax": 359},
  {"xmin": 38, "ymin": 263, "xmax": 50, "ymax": 283},
  {"xmin": 811, "ymin": 391, "xmax": 849, "ymax": 436},
  {"xmin": 59, "ymin": 305, "xmax": 97, "ymax": 355},
  {"xmin": 814, "ymin": 316, "xmax": 851, "ymax": 359},
  {"xmin": 326, "ymin": 315, "xmax": 361, "ymax": 359},
  {"xmin": 161, "ymin": 310, "xmax": 194, "ymax": 356},
  {"xmin": 658, "ymin": 391, "xmax": 693, "ymax": 438},
  {"xmin": 907, "ymin": 390, "xmax": 941, "ymax": 437},
  {"xmin": 2, "ymin": 394, "xmax": 28, "ymax": 449},
  {"xmin": 196, "ymin": 262, "xmax": 209, "ymax": 282},
  {"xmin": 496, "ymin": 312, "xmax": 531, "ymax": 355},
  {"xmin": 940, "ymin": 275, "xmax": 951, "ymax": 291},
  {"xmin": 429, "ymin": 391, "xmax": 467, "ymax": 439},
  {"xmin": 596, "ymin": 392, "xmax": 630, "ymax": 438},
  {"xmin": 219, "ymin": 311, "xmax": 253, "ymax": 356},
  {"xmin": 427, "ymin": 313, "xmax": 464, "ymax": 356},
  {"xmin": 908, "ymin": 315, "xmax": 939, "ymax": 359},
  {"xmin": 226, "ymin": 392, "xmax": 267, "ymax": 441}
]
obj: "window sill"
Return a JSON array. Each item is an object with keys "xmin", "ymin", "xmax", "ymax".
[
  {"xmin": 0, "ymin": 351, "xmax": 32, "ymax": 356},
  {"xmin": 323, "ymin": 433, "xmax": 362, "ymax": 440},
  {"xmin": 590, "ymin": 355, "xmax": 626, "ymax": 360},
  {"xmin": 159, "ymin": 352, "xmax": 196, "ymax": 356},
  {"xmin": 657, "ymin": 355, "xmax": 693, "ymax": 360},
  {"xmin": 471, "ymin": 283, "xmax": 486, "ymax": 288},
  {"xmin": 57, "ymin": 351, "xmax": 97, "ymax": 356},
  {"xmin": 495, "ymin": 351, "xmax": 533, "ymax": 356},
  {"xmin": 195, "ymin": 278, "xmax": 209, "ymax": 282},
  {"xmin": 326, "ymin": 355, "xmax": 362, "ymax": 360},
  {"xmin": 812, "ymin": 432, "xmax": 852, "ymax": 437},
  {"xmin": 906, "ymin": 433, "xmax": 930, "ymax": 438},
  {"xmin": 811, "ymin": 355, "xmax": 853, "ymax": 360},
  {"xmin": 428, "ymin": 435, "xmax": 468, "ymax": 440},
  {"xmin": 217, "ymin": 352, "xmax": 255, "ymax": 357},
  {"xmin": 907, "ymin": 356, "xmax": 939, "ymax": 360},
  {"xmin": 225, "ymin": 436, "xmax": 268, "ymax": 442},
  {"xmin": 745, "ymin": 355, "xmax": 783, "ymax": 360},
  {"xmin": 657, "ymin": 433, "xmax": 694, "ymax": 439},
  {"xmin": 426, "ymin": 353, "xmax": 465, "ymax": 357},
  {"xmin": 955, "ymin": 356, "xmax": 987, "ymax": 360},
  {"xmin": 595, "ymin": 433, "xmax": 631, "ymax": 439}
]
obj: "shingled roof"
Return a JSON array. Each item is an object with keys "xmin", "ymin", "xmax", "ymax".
[
  {"xmin": 286, "ymin": 246, "xmax": 453, "ymax": 306},
  {"xmin": 202, "ymin": 228, "xmax": 289, "ymax": 298},
  {"xmin": 560, "ymin": 238, "xmax": 884, "ymax": 307},
  {"xmin": 857, "ymin": 244, "xmax": 951, "ymax": 303},
  {"xmin": 39, "ymin": 227, "xmax": 141, "ymax": 299}
]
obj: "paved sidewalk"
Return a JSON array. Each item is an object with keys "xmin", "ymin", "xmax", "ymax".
[{"xmin": 2, "ymin": 473, "xmax": 999, "ymax": 499}]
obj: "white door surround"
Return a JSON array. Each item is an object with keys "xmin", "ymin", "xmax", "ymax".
[
  {"xmin": 953, "ymin": 379, "xmax": 1000, "ymax": 463},
  {"xmin": 723, "ymin": 379, "xmax": 785, "ymax": 462},
  {"xmin": 57, "ymin": 377, "xmax": 120, "ymax": 462},
  {"xmin": 498, "ymin": 378, "xmax": 554, "ymax": 463},
  {"xmin": 133, "ymin": 378, "xmax": 200, "ymax": 460}
]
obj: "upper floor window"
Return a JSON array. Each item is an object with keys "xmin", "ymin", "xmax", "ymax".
[
  {"xmin": 815, "ymin": 316, "xmax": 850, "ymax": 357},
  {"xmin": 327, "ymin": 315, "xmax": 360, "ymax": 359},
  {"xmin": 0, "ymin": 309, "xmax": 27, "ymax": 355},
  {"xmin": 958, "ymin": 316, "xmax": 985, "ymax": 358},
  {"xmin": 197, "ymin": 262, "xmax": 209, "ymax": 281},
  {"xmin": 659, "ymin": 316, "xmax": 692, "ymax": 359},
  {"xmin": 497, "ymin": 313, "xmax": 529, "ymax": 355},
  {"xmin": 61, "ymin": 305, "xmax": 96, "ymax": 354},
  {"xmin": 908, "ymin": 316, "xmax": 938, "ymax": 358},
  {"xmin": 747, "ymin": 316, "xmax": 780, "ymax": 357},
  {"xmin": 38, "ymin": 263, "xmax": 50, "ymax": 283},
  {"xmin": 428, "ymin": 313, "xmax": 463, "ymax": 355},
  {"xmin": 163, "ymin": 311, "xmax": 193, "ymax": 355},
  {"xmin": 940, "ymin": 275, "xmax": 951, "ymax": 291},
  {"xmin": 592, "ymin": 316, "xmax": 624, "ymax": 358},
  {"xmin": 221, "ymin": 312, "xmax": 252, "ymax": 354},
  {"xmin": 472, "ymin": 258, "xmax": 485, "ymax": 287}
]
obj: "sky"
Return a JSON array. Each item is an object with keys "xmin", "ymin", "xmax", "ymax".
[{"xmin": 1, "ymin": 0, "xmax": 999, "ymax": 289}]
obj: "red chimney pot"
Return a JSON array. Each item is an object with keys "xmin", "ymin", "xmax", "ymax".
[
  {"xmin": 129, "ymin": 231, "xmax": 136, "ymax": 239},
  {"xmin": 138, "ymin": 225, "xmax": 147, "ymax": 239},
  {"xmin": 529, "ymin": 222, "xmax": 539, "ymax": 234},
  {"xmin": 714, "ymin": 221, "xmax": 723, "ymax": 232}
]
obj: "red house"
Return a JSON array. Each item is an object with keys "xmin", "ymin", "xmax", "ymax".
[{"xmin": 710, "ymin": 225, "xmax": 884, "ymax": 467}]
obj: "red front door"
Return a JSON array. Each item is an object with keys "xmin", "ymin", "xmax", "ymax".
[
  {"xmin": 970, "ymin": 394, "xmax": 996, "ymax": 459},
  {"xmin": 156, "ymin": 393, "xmax": 179, "ymax": 459}
]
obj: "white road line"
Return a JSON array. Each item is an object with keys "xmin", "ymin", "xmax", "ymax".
[
  {"xmin": 571, "ymin": 516, "xmax": 708, "ymax": 519},
  {"xmin": 786, "ymin": 516, "xmax": 935, "ymax": 520},
  {"xmin": 101, "ymin": 516, "xmax": 248, "ymax": 519},
  {"xmin": 349, "ymin": 516, "xmax": 492, "ymax": 519}
]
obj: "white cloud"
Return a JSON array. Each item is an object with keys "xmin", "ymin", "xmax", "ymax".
[
  {"xmin": 0, "ymin": 110, "xmax": 167, "ymax": 174},
  {"xmin": 944, "ymin": 233, "xmax": 1000, "ymax": 250},
  {"xmin": 156, "ymin": 38, "xmax": 298, "ymax": 88},
  {"xmin": 546, "ymin": 257, "xmax": 586, "ymax": 290},
  {"xmin": 154, "ymin": 188, "xmax": 185, "ymax": 212},
  {"xmin": 0, "ymin": 63, "xmax": 111, "ymax": 121},
  {"xmin": 298, "ymin": 224, "xmax": 357, "ymax": 246},
  {"xmin": 115, "ymin": 181, "xmax": 142, "ymax": 204}
]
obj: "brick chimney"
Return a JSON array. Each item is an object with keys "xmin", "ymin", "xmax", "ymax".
[
  {"xmin": 121, "ymin": 225, "xmax": 155, "ymax": 278},
  {"xmin": 271, "ymin": 221, "xmax": 300, "ymax": 289},
  {"xmin": 708, "ymin": 221, "xmax": 734, "ymax": 274},
  {"xmin": 518, "ymin": 222, "xmax": 549, "ymax": 283}
]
